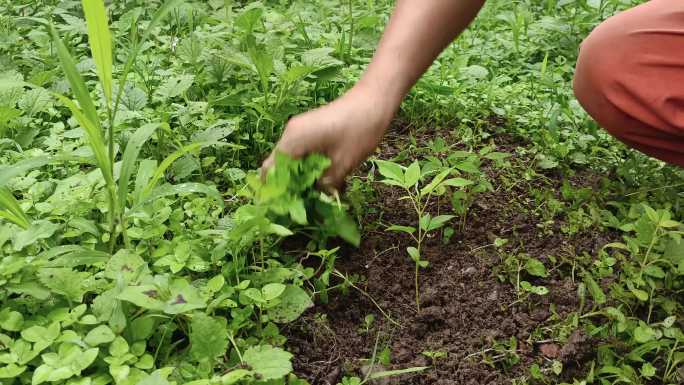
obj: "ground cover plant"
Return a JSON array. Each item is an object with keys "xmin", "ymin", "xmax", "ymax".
[{"xmin": 0, "ymin": 0, "xmax": 683, "ymax": 385}]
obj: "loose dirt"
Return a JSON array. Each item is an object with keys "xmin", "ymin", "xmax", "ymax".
[{"xmin": 285, "ymin": 123, "xmax": 616, "ymax": 385}]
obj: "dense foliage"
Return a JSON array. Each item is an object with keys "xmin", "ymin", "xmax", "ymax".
[{"xmin": 0, "ymin": 0, "xmax": 683, "ymax": 384}]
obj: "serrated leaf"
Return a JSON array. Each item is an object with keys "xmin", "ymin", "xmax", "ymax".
[{"xmin": 189, "ymin": 313, "xmax": 228, "ymax": 362}]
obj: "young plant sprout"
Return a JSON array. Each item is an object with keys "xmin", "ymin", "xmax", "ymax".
[{"xmin": 375, "ymin": 159, "xmax": 472, "ymax": 310}]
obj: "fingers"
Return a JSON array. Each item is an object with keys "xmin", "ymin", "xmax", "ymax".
[{"xmin": 318, "ymin": 158, "xmax": 352, "ymax": 194}]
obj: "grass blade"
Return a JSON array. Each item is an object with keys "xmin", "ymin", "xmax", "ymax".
[
  {"xmin": 0, "ymin": 187, "xmax": 30, "ymax": 229},
  {"xmin": 53, "ymin": 94, "xmax": 113, "ymax": 187},
  {"xmin": 48, "ymin": 24, "xmax": 102, "ymax": 134},
  {"xmin": 117, "ymin": 123, "xmax": 158, "ymax": 209},
  {"xmin": 81, "ymin": 0, "xmax": 113, "ymax": 105},
  {"xmin": 369, "ymin": 366, "xmax": 429, "ymax": 380},
  {"xmin": 140, "ymin": 142, "xmax": 216, "ymax": 199}
]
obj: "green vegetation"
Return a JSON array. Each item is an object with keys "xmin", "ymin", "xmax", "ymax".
[{"xmin": 0, "ymin": 0, "xmax": 683, "ymax": 385}]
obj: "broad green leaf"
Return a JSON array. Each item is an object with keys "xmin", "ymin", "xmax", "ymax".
[
  {"xmin": 0, "ymin": 187, "xmax": 30, "ymax": 229},
  {"xmin": 0, "ymin": 364, "xmax": 26, "ymax": 378},
  {"xmin": 407, "ymin": 246, "xmax": 420, "ymax": 262},
  {"xmin": 404, "ymin": 161, "xmax": 421, "ymax": 187},
  {"xmin": 0, "ymin": 156, "xmax": 51, "ymax": 186},
  {"xmin": 189, "ymin": 313, "xmax": 228, "ymax": 361},
  {"xmin": 118, "ymin": 123, "xmax": 158, "ymax": 209},
  {"xmin": 634, "ymin": 323, "xmax": 656, "ymax": 343},
  {"xmin": 524, "ymin": 258, "xmax": 548, "ymax": 278},
  {"xmin": 243, "ymin": 345, "xmax": 293, "ymax": 380},
  {"xmin": 13, "ymin": 220, "xmax": 60, "ymax": 251},
  {"xmin": 82, "ymin": 0, "xmax": 113, "ymax": 104},
  {"xmin": 426, "ymin": 215, "xmax": 455, "ymax": 231},
  {"xmin": 262, "ymin": 283, "xmax": 286, "ymax": 302},
  {"xmin": 375, "ymin": 160, "xmax": 404, "ymax": 183},
  {"xmin": 84, "ymin": 325, "xmax": 115, "ymax": 346},
  {"xmin": 0, "ymin": 309, "xmax": 24, "ymax": 331},
  {"xmin": 269, "ymin": 285, "xmax": 313, "ymax": 323},
  {"xmin": 117, "ymin": 285, "xmax": 165, "ymax": 311}
]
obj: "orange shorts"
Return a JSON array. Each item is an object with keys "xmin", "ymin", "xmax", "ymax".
[{"xmin": 574, "ymin": 0, "xmax": 684, "ymax": 167}]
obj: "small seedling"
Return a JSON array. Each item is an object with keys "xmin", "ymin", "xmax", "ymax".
[{"xmin": 375, "ymin": 159, "xmax": 472, "ymax": 310}]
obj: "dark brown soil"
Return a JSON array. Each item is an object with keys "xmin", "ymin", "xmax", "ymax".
[{"xmin": 284, "ymin": 123, "xmax": 617, "ymax": 385}]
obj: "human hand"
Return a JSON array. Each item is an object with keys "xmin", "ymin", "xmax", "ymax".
[{"xmin": 262, "ymin": 84, "xmax": 398, "ymax": 191}]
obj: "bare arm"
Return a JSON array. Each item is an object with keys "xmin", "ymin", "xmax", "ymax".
[
  {"xmin": 263, "ymin": 0, "xmax": 486, "ymax": 189},
  {"xmin": 360, "ymin": 0, "xmax": 487, "ymax": 107}
]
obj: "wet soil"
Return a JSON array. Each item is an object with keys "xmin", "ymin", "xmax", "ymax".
[{"xmin": 285, "ymin": 122, "xmax": 617, "ymax": 385}]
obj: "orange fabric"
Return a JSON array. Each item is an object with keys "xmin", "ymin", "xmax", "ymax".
[{"xmin": 573, "ymin": 0, "xmax": 684, "ymax": 167}]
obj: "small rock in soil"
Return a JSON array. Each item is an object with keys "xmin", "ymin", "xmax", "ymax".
[
  {"xmin": 461, "ymin": 266, "xmax": 478, "ymax": 276},
  {"xmin": 560, "ymin": 329, "xmax": 591, "ymax": 362}
]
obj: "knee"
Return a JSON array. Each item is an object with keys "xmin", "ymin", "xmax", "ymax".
[{"xmin": 573, "ymin": 14, "xmax": 634, "ymax": 108}]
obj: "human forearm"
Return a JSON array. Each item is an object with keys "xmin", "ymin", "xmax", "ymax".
[{"xmin": 358, "ymin": 0, "xmax": 486, "ymax": 106}]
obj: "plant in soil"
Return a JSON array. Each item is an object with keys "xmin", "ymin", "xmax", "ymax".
[{"xmin": 375, "ymin": 159, "xmax": 473, "ymax": 310}]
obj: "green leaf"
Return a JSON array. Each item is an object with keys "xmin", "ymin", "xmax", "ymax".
[
  {"xmin": 426, "ymin": 215, "xmax": 455, "ymax": 231},
  {"xmin": 109, "ymin": 336, "xmax": 129, "ymax": 357},
  {"xmin": 583, "ymin": 273, "xmax": 606, "ymax": 305},
  {"xmin": 641, "ymin": 362, "xmax": 656, "ymax": 378},
  {"xmin": 81, "ymin": 0, "xmax": 113, "ymax": 104},
  {"xmin": 634, "ymin": 324, "xmax": 656, "ymax": 343},
  {"xmin": 243, "ymin": 345, "xmax": 293, "ymax": 380},
  {"xmin": 49, "ymin": 25, "xmax": 101, "ymax": 132},
  {"xmin": 404, "ymin": 161, "xmax": 421, "ymax": 187},
  {"xmin": 84, "ymin": 324, "xmax": 115, "ymax": 346},
  {"xmin": 0, "ymin": 309, "xmax": 24, "ymax": 331},
  {"xmin": 375, "ymin": 160, "xmax": 404, "ymax": 182},
  {"xmin": 524, "ymin": 258, "xmax": 548, "ymax": 278},
  {"xmin": 13, "ymin": 220, "xmax": 60, "ymax": 251},
  {"xmin": 220, "ymin": 370, "xmax": 251, "ymax": 385},
  {"xmin": 117, "ymin": 285, "xmax": 165, "ymax": 311},
  {"xmin": 387, "ymin": 225, "xmax": 416, "ymax": 235},
  {"xmin": 114, "ymin": 0, "xmax": 185, "ymax": 118},
  {"xmin": 0, "ymin": 364, "xmax": 26, "ymax": 379},
  {"xmin": 407, "ymin": 246, "xmax": 420, "ymax": 262},
  {"xmin": 118, "ymin": 123, "xmax": 158, "ymax": 209},
  {"xmin": 441, "ymin": 177, "xmax": 474, "ymax": 188},
  {"xmin": 262, "ymin": 283, "xmax": 286, "ymax": 302},
  {"xmin": 0, "ymin": 186, "xmax": 30, "ymax": 229},
  {"xmin": 269, "ymin": 285, "xmax": 313, "ymax": 323},
  {"xmin": 420, "ymin": 168, "xmax": 452, "ymax": 196},
  {"xmin": 643, "ymin": 265, "xmax": 665, "ymax": 278},
  {"xmin": 189, "ymin": 313, "xmax": 229, "ymax": 362}
]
